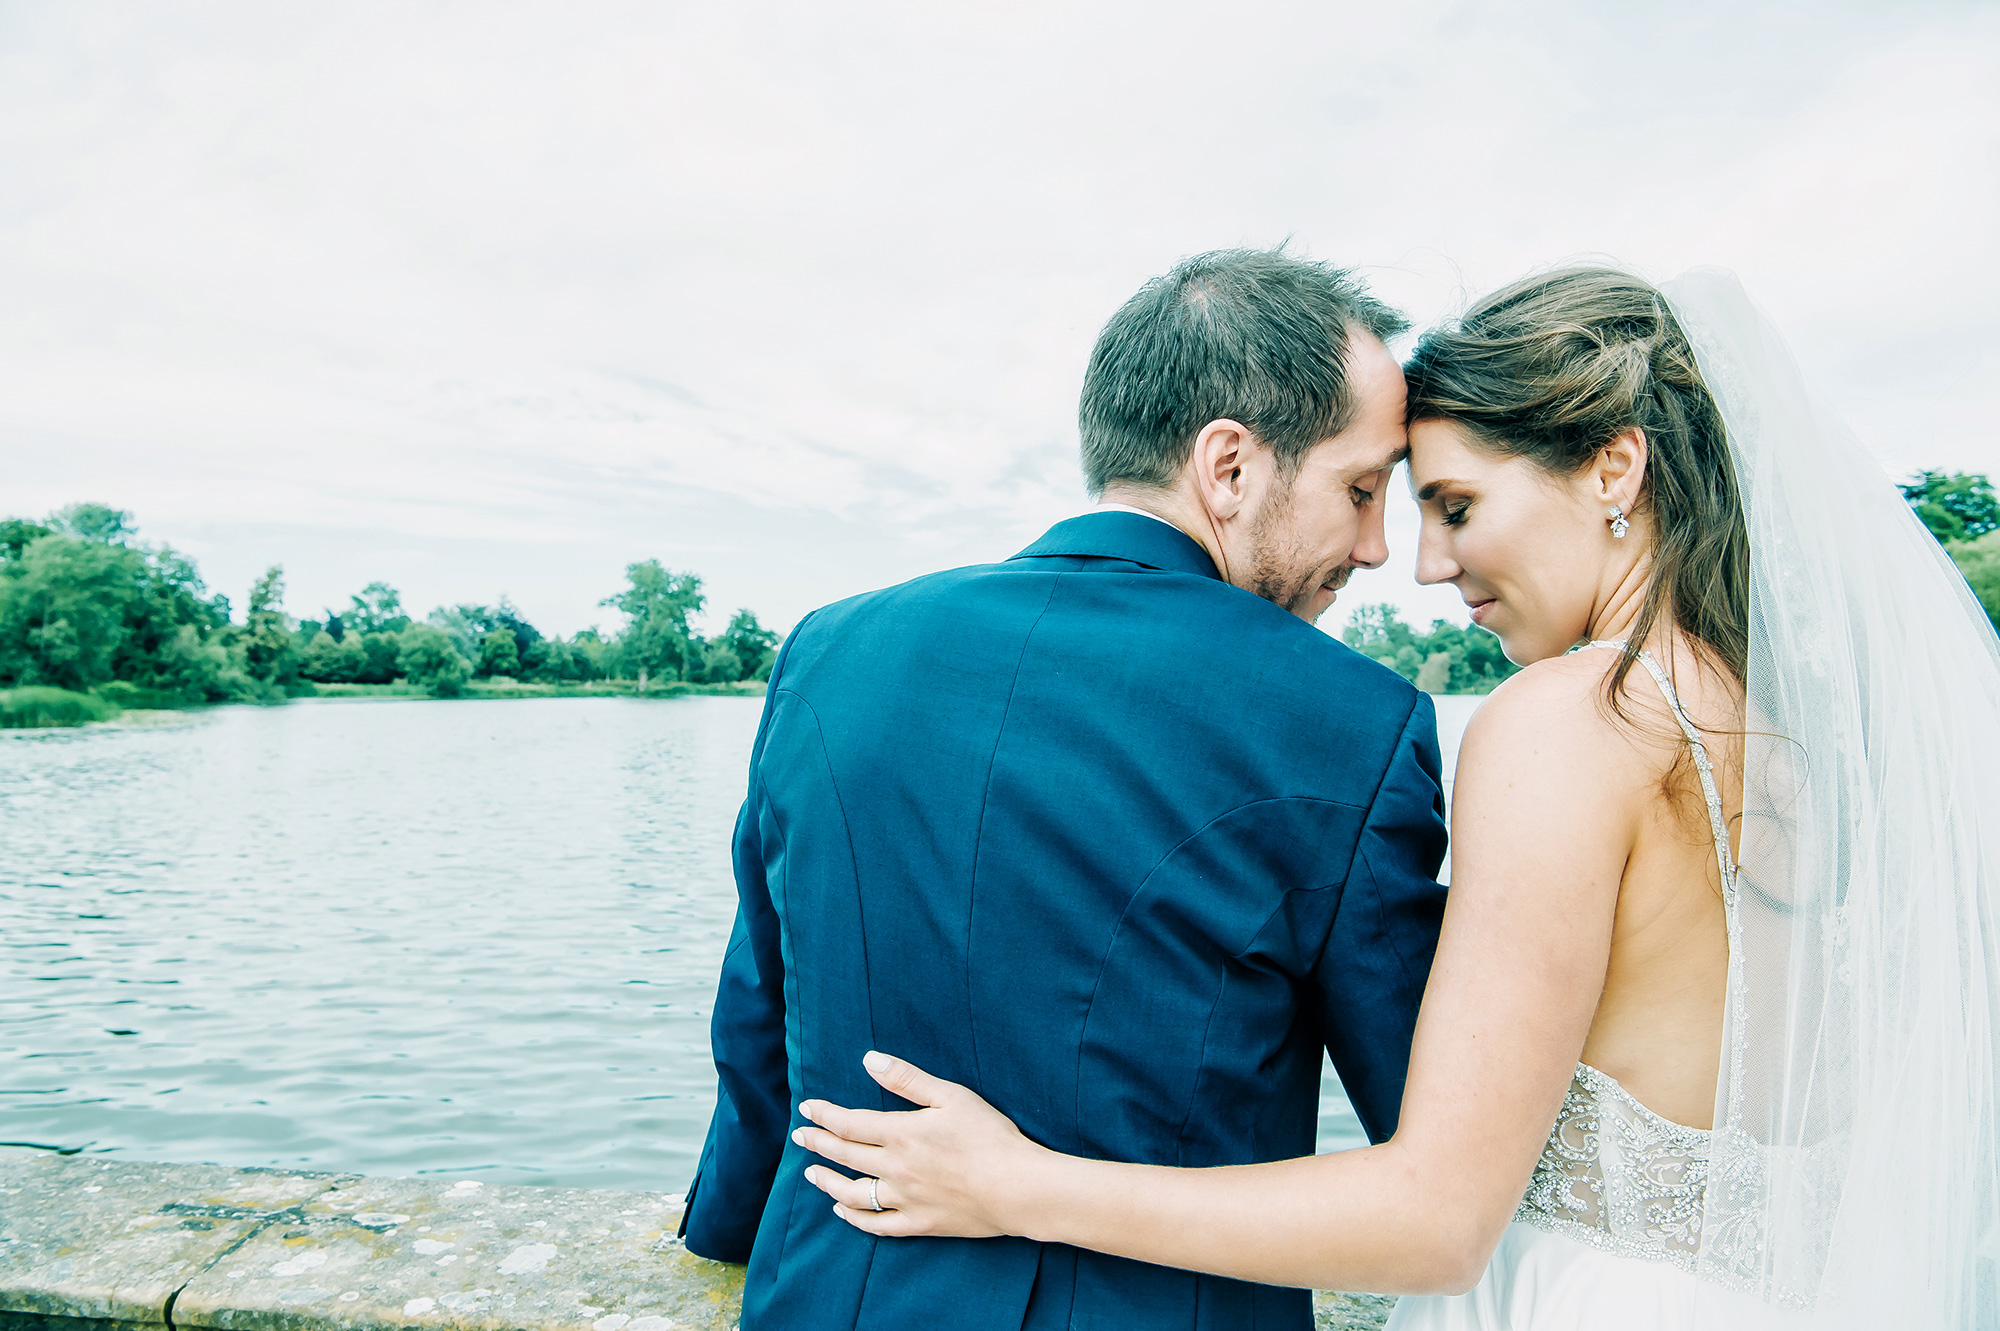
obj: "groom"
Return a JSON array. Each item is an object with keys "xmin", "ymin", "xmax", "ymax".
[{"xmin": 681, "ymin": 249, "xmax": 1449, "ymax": 1329}]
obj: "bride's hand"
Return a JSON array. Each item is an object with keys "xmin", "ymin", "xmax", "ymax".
[{"xmin": 794, "ymin": 1050, "xmax": 1050, "ymax": 1239}]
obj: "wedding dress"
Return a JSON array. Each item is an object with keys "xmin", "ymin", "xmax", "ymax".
[{"xmin": 1392, "ymin": 272, "xmax": 2000, "ymax": 1329}]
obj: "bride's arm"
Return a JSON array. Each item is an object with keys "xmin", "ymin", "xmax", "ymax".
[{"xmin": 793, "ymin": 658, "xmax": 1643, "ymax": 1295}]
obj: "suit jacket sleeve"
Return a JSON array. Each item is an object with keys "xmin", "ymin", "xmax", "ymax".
[
  {"xmin": 678, "ymin": 622, "xmax": 808, "ymax": 1261},
  {"xmin": 1316, "ymin": 691, "xmax": 1449, "ymax": 1145}
]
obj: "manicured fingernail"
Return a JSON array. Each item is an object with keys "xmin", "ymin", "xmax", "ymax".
[
  {"xmin": 832, "ymin": 1204, "xmax": 848, "ymax": 1218},
  {"xmin": 863, "ymin": 1050, "xmax": 891, "ymax": 1073},
  {"xmin": 791, "ymin": 1128, "xmax": 806, "ymax": 1146}
]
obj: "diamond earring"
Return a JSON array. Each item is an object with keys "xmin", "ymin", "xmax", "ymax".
[{"xmin": 1609, "ymin": 505, "xmax": 1630, "ymax": 539}]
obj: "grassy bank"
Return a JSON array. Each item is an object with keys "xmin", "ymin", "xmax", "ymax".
[
  {"xmin": 306, "ymin": 678, "xmax": 768, "ymax": 701},
  {"xmin": 0, "ymin": 686, "xmax": 119, "ymax": 728}
]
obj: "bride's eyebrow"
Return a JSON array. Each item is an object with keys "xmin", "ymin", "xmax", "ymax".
[{"xmin": 1414, "ymin": 479, "xmax": 1468, "ymax": 502}]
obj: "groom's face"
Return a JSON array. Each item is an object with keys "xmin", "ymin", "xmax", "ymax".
[{"xmin": 1235, "ymin": 331, "xmax": 1406, "ymax": 622}]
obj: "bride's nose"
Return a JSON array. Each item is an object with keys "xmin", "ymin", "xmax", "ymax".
[{"xmin": 1413, "ymin": 519, "xmax": 1459, "ymax": 587}]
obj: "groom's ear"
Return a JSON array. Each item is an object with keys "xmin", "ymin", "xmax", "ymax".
[
  {"xmin": 1592, "ymin": 428, "xmax": 1649, "ymax": 511},
  {"xmin": 1190, "ymin": 418, "xmax": 1256, "ymax": 521}
]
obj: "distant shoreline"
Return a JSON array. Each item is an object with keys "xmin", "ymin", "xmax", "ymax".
[
  {"xmin": 304, "ymin": 679, "xmax": 768, "ymax": 703},
  {"xmin": 0, "ymin": 679, "xmax": 767, "ymax": 729}
]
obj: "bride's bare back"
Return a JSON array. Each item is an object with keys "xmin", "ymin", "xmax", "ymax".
[{"xmin": 1562, "ymin": 638, "xmax": 1739, "ymax": 1130}]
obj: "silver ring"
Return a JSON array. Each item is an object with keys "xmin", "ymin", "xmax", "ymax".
[{"xmin": 867, "ymin": 1177, "xmax": 883, "ymax": 1212}]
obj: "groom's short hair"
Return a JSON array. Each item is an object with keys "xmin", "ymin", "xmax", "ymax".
[{"xmin": 1079, "ymin": 248, "xmax": 1407, "ymax": 494}]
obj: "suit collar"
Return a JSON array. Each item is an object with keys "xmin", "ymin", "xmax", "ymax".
[{"xmin": 1010, "ymin": 511, "xmax": 1222, "ymax": 581}]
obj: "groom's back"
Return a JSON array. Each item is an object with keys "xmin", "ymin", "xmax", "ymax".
[{"xmin": 684, "ymin": 512, "xmax": 1448, "ymax": 1331}]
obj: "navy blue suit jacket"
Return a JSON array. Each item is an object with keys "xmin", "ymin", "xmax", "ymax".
[{"xmin": 682, "ymin": 512, "xmax": 1448, "ymax": 1330}]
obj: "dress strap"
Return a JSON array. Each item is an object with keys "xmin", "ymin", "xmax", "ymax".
[
  {"xmin": 1628, "ymin": 650, "xmax": 1739, "ymax": 892},
  {"xmin": 1568, "ymin": 639, "xmax": 1737, "ymax": 891}
]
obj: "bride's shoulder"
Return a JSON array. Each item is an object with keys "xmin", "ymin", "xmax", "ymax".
[{"xmin": 1459, "ymin": 650, "xmax": 1653, "ymax": 775}]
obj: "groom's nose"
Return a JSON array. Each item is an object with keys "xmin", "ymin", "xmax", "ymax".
[{"xmin": 1349, "ymin": 497, "xmax": 1390, "ymax": 570}]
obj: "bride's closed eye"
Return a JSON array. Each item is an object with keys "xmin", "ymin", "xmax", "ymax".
[{"xmin": 1441, "ymin": 501, "xmax": 1471, "ymax": 527}]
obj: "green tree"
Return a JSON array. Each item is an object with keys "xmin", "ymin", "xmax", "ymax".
[
  {"xmin": 425, "ymin": 605, "xmax": 484, "ymax": 662},
  {"xmin": 346, "ymin": 582, "xmax": 409, "ymax": 635},
  {"xmin": 359, "ymin": 632, "xmax": 403, "ymax": 684},
  {"xmin": 335, "ymin": 634, "xmax": 368, "ymax": 681},
  {"xmin": 1902, "ymin": 470, "xmax": 1999, "ymax": 544},
  {"xmin": 48, "ymin": 502, "xmax": 137, "ymax": 545},
  {"xmin": 0, "ymin": 537, "xmax": 141, "ymax": 690},
  {"xmin": 155, "ymin": 623, "xmax": 254, "ymax": 701},
  {"xmin": 397, "ymin": 625, "xmax": 471, "ymax": 697},
  {"xmin": 427, "ymin": 599, "xmax": 541, "ymax": 665},
  {"xmin": 1342, "ymin": 604, "xmax": 1519, "ymax": 694},
  {"xmin": 569, "ymin": 630, "xmax": 613, "ymax": 681},
  {"xmin": 0, "ymin": 510, "xmax": 247, "ymax": 702},
  {"xmin": 477, "ymin": 627, "xmax": 520, "ymax": 678},
  {"xmin": 241, "ymin": 566, "xmax": 299, "ymax": 689},
  {"xmin": 601, "ymin": 562, "xmax": 705, "ymax": 682},
  {"xmin": 720, "ymin": 608, "xmax": 780, "ymax": 681},
  {"xmin": 520, "ymin": 636, "xmax": 596, "ymax": 683},
  {"xmin": 488, "ymin": 599, "xmax": 541, "ymax": 661},
  {"xmin": 299, "ymin": 630, "xmax": 369, "ymax": 683},
  {"xmin": 0, "ymin": 519, "xmax": 53, "ymax": 560},
  {"xmin": 300, "ymin": 630, "xmax": 346, "ymax": 682},
  {"xmin": 697, "ymin": 640, "xmax": 744, "ymax": 683}
]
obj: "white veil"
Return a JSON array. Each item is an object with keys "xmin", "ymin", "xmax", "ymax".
[{"xmin": 1663, "ymin": 271, "xmax": 2000, "ymax": 1326}]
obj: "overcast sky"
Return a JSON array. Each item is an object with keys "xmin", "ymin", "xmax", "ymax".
[{"xmin": 4, "ymin": 1, "xmax": 1996, "ymax": 639}]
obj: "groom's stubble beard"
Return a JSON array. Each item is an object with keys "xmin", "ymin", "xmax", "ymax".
[{"xmin": 1246, "ymin": 472, "xmax": 1350, "ymax": 622}]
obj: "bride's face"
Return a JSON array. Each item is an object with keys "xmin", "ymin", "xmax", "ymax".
[{"xmin": 1406, "ymin": 418, "xmax": 1616, "ymax": 664}]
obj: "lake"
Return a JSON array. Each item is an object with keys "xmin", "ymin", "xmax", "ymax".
[{"xmin": 1, "ymin": 693, "xmax": 1480, "ymax": 1191}]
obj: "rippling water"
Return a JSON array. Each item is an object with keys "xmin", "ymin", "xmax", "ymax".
[{"xmin": 2, "ymin": 693, "xmax": 1480, "ymax": 1191}]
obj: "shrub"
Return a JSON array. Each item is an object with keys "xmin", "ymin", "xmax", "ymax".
[
  {"xmin": 397, "ymin": 624, "xmax": 472, "ymax": 698},
  {"xmin": 0, "ymin": 686, "xmax": 117, "ymax": 728}
]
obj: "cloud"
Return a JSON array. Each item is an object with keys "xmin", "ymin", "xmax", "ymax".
[{"xmin": 0, "ymin": 0, "xmax": 1993, "ymax": 635}]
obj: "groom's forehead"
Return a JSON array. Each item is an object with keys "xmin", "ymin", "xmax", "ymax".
[{"xmin": 1336, "ymin": 438, "xmax": 1408, "ymax": 475}]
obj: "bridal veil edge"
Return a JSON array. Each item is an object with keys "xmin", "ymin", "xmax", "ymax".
[{"xmin": 1663, "ymin": 271, "xmax": 2000, "ymax": 1326}]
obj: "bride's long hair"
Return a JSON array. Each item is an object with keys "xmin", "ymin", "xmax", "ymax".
[{"xmin": 1401, "ymin": 268, "xmax": 1750, "ymax": 707}]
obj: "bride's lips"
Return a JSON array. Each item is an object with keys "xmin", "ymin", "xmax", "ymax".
[{"xmin": 1467, "ymin": 598, "xmax": 1497, "ymax": 625}]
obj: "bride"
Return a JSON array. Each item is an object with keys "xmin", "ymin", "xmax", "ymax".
[{"xmin": 787, "ymin": 268, "xmax": 2000, "ymax": 1327}]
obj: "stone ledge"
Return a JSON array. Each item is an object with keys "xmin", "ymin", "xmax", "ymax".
[{"xmin": 0, "ymin": 1149, "xmax": 1390, "ymax": 1330}]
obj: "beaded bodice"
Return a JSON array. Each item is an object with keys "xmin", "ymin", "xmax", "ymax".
[{"xmin": 1513, "ymin": 643, "xmax": 1737, "ymax": 1274}]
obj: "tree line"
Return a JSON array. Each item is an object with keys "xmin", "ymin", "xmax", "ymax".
[
  {"xmin": 7, "ymin": 472, "xmax": 1995, "ymax": 712},
  {"xmin": 0, "ymin": 503, "xmax": 779, "ymax": 706},
  {"xmin": 1342, "ymin": 470, "xmax": 2000, "ymax": 694}
]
